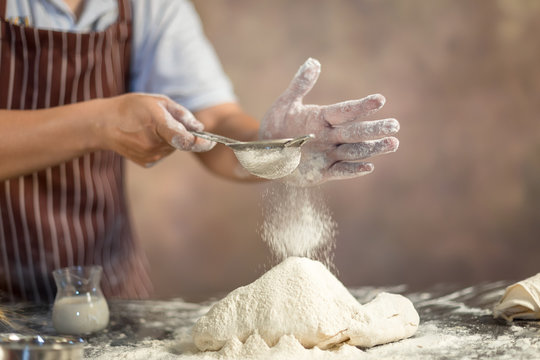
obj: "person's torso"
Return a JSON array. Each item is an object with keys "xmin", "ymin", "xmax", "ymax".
[
  {"xmin": 4, "ymin": 0, "xmax": 119, "ymax": 32},
  {"xmin": 0, "ymin": 0, "xmax": 152, "ymax": 303}
]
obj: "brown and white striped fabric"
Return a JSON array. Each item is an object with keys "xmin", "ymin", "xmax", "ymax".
[{"xmin": 0, "ymin": 0, "xmax": 152, "ymax": 303}]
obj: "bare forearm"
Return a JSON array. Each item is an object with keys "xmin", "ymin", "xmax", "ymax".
[
  {"xmin": 194, "ymin": 103, "xmax": 262, "ymax": 181},
  {"xmin": 0, "ymin": 94, "xmax": 241, "ymax": 181},
  {"xmin": 0, "ymin": 100, "xmax": 103, "ymax": 180}
]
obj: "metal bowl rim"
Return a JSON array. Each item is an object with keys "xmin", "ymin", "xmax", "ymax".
[{"xmin": 0, "ymin": 333, "xmax": 84, "ymax": 350}]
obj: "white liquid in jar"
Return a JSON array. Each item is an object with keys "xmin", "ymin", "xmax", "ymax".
[{"xmin": 52, "ymin": 295, "xmax": 109, "ymax": 335}]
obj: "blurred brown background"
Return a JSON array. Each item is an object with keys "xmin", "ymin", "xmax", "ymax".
[{"xmin": 126, "ymin": 0, "xmax": 540, "ymax": 300}]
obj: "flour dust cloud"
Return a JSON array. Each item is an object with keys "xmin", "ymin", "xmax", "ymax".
[{"xmin": 260, "ymin": 183, "xmax": 337, "ymax": 269}]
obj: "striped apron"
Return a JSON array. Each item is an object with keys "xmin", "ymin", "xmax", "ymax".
[{"xmin": 0, "ymin": 0, "xmax": 152, "ymax": 303}]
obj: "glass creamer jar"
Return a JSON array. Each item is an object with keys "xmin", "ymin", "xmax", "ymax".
[{"xmin": 52, "ymin": 266, "xmax": 110, "ymax": 335}]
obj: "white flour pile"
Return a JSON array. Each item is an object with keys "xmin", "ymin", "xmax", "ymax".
[
  {"xmin": 260, "ymin": 183, "xmax": 337, "ymax": 267},
  {"xmin": 168, "ymin": 178, "xmax": 416, "ymax": 359},
  {"xmin": 190, "ymin": 257, "xmax": 419, "ymax": 358},
  {"xmin": 179, "ymin": 183, "xmax": 418, "ymax": 359}
]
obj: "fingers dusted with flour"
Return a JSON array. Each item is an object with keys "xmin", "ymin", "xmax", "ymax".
[
  {"xmin": 259, "ymin": 58, "xmax": 400, "ymax": 186},
  {"xmin": 322, "ymin": 94, "xmax": 386, "ymax": 125},
  {"xmin": 282, "ymin": 57, "xmax": 321, "ymax": 104},
  {"xmin": 155, "ymin": 98, "xmax": 216, "ymax": 153},
  {"xmin": 100, "ymin": 93, "xmax": 215, "ymax": 168},
  {"xmin": 331, "ymin": 118, "xmax": 400, "ymax": 142}
]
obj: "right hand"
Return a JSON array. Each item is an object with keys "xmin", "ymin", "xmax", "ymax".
[{"xmin": 98, "ymin": 93, "xmax": 215, "ymax": 167}]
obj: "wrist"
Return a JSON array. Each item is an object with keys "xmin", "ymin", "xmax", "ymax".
[{"xmin": 83, "ymin": 97, "xmax": 118, "ymax": 152}]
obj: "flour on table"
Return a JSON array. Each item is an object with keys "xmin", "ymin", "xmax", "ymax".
[{"xmin": 192, "ymin": 257, "xmax": 419, "ymax": 354}]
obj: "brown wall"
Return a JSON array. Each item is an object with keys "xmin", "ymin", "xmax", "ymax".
[{"xmin": 127, "ymin": 0, "xmax": 540, "ymax": 300}]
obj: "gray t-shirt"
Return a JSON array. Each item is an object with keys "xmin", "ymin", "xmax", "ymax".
[{"xmin": 6, "ymin": 0, "xmax": 237, "ymax": 111}]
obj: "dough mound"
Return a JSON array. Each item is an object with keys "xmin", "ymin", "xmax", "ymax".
[
  {"xmin": 192, "ymin": 257, "xmax": 419, "ymax": 351},
  {"xmin": 493, "ymin": 272, "xmax": 540, "ymax": 321}
]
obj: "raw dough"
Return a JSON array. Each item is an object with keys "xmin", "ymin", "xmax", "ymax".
[
  {"xmin": 493, "ymin": 273, "xmax": 540, "ymax": 321},
  {"xmin": 192, "ymin": 257, "xmax": 419, "ymax": 351}
]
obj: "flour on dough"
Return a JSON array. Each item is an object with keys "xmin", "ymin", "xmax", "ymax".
[
  {"xmin": 493, "ymin": 272, "xmax": 540, "ymax": 321},
  {"xmin": 192, "ymin": 257, "xmax": 419, "ymax": 351}
]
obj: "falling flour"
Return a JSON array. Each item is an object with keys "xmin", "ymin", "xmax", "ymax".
[
  {"xmin": 260, "ymin": 183, "xmax": 337, "ymax": 267},
  {"xmin": 183, "ymin": 174, "xmax": 419, "ymax": 358},
  {"xmin": 183, "ymin": 182, "xmax": 420, "ymax": 358}
]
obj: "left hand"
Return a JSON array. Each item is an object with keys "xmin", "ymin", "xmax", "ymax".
[{"xmin": 259, "ymin": 58, "xmax": 399, "ymax": 186}]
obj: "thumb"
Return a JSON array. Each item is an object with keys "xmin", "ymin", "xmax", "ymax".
[
  {"xmin": 282, "ymin": 58, "xmax": 321, "ymax": 103},
  {"xmin": 156, "ymin": 103, "xmax": 214, "ymax": 151}
]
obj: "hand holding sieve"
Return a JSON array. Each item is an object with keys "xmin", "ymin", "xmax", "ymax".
[{"xmin": 191, "ymin": 131, "xmax": 314, "ymax": 179}]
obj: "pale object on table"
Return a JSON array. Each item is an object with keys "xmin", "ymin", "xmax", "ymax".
[
  {"xmin": 493, "ymin": 273, "xmax": 540, "ymax": 321},
  {"xmin": 192, "ymin": 257, "xmax": 419, "ymax": 352}
]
